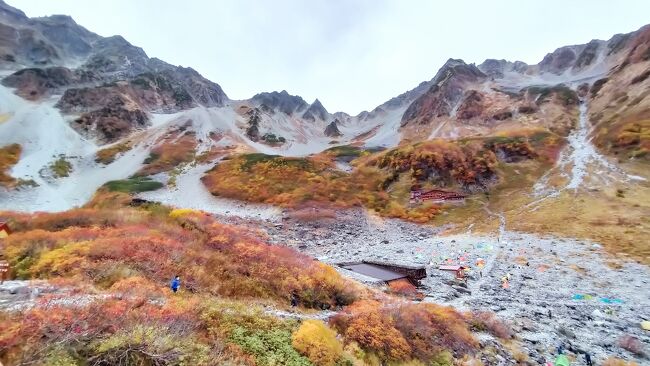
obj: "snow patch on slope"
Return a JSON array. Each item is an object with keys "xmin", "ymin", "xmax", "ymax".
[
  {"xmin": 0, "ymin": 85, "xmax": 180, "ymax": 212},
  {"xmin": 137, "ymin": 162, "xmax": 281, "ymax": 221}
]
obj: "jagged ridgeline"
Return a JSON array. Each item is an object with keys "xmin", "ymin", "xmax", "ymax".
[{"xmin": 0, "ymin": 1, "xmax": 649, "ymax": 365}]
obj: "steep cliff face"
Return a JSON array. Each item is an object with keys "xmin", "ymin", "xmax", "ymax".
[
  {"xmin": 588, "ymin": 25, "xmax": 650, "ymax": 161},
  {"xmin": 0, "ymin": 0, "xmax": 227, "ymax": 143},
  {"xmin": 0, "ymin": 2, "xmax": 99, "ymax": 66}
]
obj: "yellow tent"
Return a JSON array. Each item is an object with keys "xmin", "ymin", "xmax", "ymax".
[{"xmin": 641, "ymin": 320, "xmax": 650, "ymax": 331}]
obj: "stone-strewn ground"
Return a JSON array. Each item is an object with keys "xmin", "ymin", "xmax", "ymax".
[{"xmin": 217, "ymin": 207, "xmax": 650, "ymax": 365}]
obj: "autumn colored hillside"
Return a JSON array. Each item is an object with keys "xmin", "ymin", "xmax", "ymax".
[
  {"xmin": 0, "ymin": 143, "xmax": 21, "ymax": 188},
  {"xmin": 201, "ymin": 129, "xmax": 563, "ymax": 223},
  {"xmin": 0, "ymin": 204, "xmax": 515, "ymax": 365},
  {"xmin": 589, "ymin": 25, "xmax": 650, "ymax": 161}
]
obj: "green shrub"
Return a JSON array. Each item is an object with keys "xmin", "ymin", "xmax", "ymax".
[
  {"xmin": 241, "ymin": 153, "xmax": 281, "ymax": 169},
  {"xmin": 202, "ymin": 301, "xmax": 310, "ymax": 365},
  {"xmin": 231, "ymin": 326, "xmax": 311, "ymax": 366},
  {"xmin": 104, "ymin": 177, "xmax": 163, "ymax": 193},
  {"xmin": 429, "ymin": 351, "xmax": 453, "ymax": 366},
  {"xmin": 325, "ymin": 145, "xmax": 363, "ymax": 158},
  {"xmin": 40, "ymin": 347, "xmax": 79, "ymax": 366},
  {"xmin": 50, "ymin": 157, "xmax": 73, "ymax": 178}
]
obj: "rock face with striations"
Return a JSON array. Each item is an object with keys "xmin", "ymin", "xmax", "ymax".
[
  {"xmin": 0, "ymin": 0, "xmax": 228, "ymax": 143},
  {"xmin": 251, "ymin": 90, "xmax": 308, "ymax": 115},
  {"xmin": 0, "ymin": 2, "xmax": 99, "ymax": 66},
  {"xmin": 1, "ymin": 66, "xmax": 97, "ymax": 99},
  {"xmin": 324, "ymin": 119, "xmax": 342, "ymax": 137},
  {"xmin": 401, "ymin": 59, "xmax": 486, "ymax": 126}
]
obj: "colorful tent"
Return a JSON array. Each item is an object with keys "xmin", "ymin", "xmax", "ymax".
[{"xmin": 555, "ymin": 354, "xmax": 570, "ymax": 366}]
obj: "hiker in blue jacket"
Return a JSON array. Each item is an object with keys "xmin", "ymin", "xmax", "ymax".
[{"xmin": 170, "ymin": 275, "xmax": 181, "ymax": 293}]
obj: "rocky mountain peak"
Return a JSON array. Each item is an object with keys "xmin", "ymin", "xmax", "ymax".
[
  {"xmin": 36, "ymin": 14, "xmax": 78, "ymax": 26},
  {"xmin": 0, "ymin": 0, "xmax": 26, "ymax": 21},
  {"xmin": 302, "ymin": 98, "xmax": 329, "ymax": 122},
  {"xmin": 538, "ymin": 47, "xmax": 577, "ymax": 74},
  {"xmin": 332, "ymin": 111, "xmax": 351, "ymax": 123},
  {"xmin": 251, "ymin": 91, "xmax": 308, "ymax": 115},
  {"xmin": 441, "ymin": 58, "xmax": 466, "ymax": 69},
  {"xmin": 400, "ymin": 58, "xmax": 487, "ymax": 126},
  {"xmin": 478, "ymin": 59, "xmax": 528, "ymax": 78},
  {"xmin": 435, "ymin": 58, "xmax": 486, "ymax": 82}
]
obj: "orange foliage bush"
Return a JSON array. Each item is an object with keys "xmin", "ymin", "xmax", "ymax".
[
  {"xmin": 202, "ymin": 154, "xmax": 373, "ymax": 207},
  {"xmin": 0, "ymin": 143, "xmax": 21, "ymax": 188},
  {"xmin": 1, "ymin": 207, "xmax": 355, "ymax": 308},
  {"xmin": 331, "ymin": 300, "xmax": 478, "ymax": 362},
  {"xmin": 201, "ymin": 153, "xmax": 441, "ymax": 223},
  {"xmin": 1, "ymin": 208, "xmax": 140, "ymax": 232},
  {"xmin": 138, "ymin": 132, "xmax": 196, "ymax": 175},
  {"xmin": 95, "ymin": 140, "xmax": 133, "ymax": 164},
  {"xmin": 370, "ymin": 139, "xmax": 499, "ymax": 188},
  {"xmin": 0, "ymin": 297, "xmax": 237, "ymax": 365},
  {"xmin": 387, "ymin": 278, "xmax": 418, "ymax": 297},
  {"xmin": 331, "ymin": 300, "xmax": 411, "ymax": 361},
  {"xmin": 110, "ymin": 276, "xmax": 165, "ymax": 299}
]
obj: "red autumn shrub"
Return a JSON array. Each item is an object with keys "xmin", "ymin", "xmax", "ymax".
[
  {"xmin": 1, "ymin": 208, "xmax": 355, "ymax": 308},
  {"xmin": 468, "ymin": 311, "xmax": 514, "ymax": 339},
  {"xmin": 331, "ymin": 300, "xmax": 412, "ymax": 361},
  {"xmin": 392, "ymin": 303, "xmax": 478, "ymax": 358},
  {"xmin": 0, "ymin": 297, "xmax": 226, "ymax": 365},
  {"xmin": 332, "ymin": 300, "xmax": 478, "ymax": 363},
  {"xmin": 387, "ymin": 278, "xmax": 418, "ymax": 297}
]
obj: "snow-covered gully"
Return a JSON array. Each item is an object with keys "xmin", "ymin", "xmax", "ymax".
[{"xmin": 530, "ymin": 97, "xmax": 646, "ymax": 209}]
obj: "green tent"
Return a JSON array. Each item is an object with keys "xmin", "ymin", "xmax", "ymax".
[{"xmin": 555, "ymin": 354, "xmax": 570, "ymax": 366}]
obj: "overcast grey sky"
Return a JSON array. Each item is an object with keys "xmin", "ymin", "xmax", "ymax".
[{"xmin": 9, "ymin": 0, "xmax": 650, "ymax": 114}]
